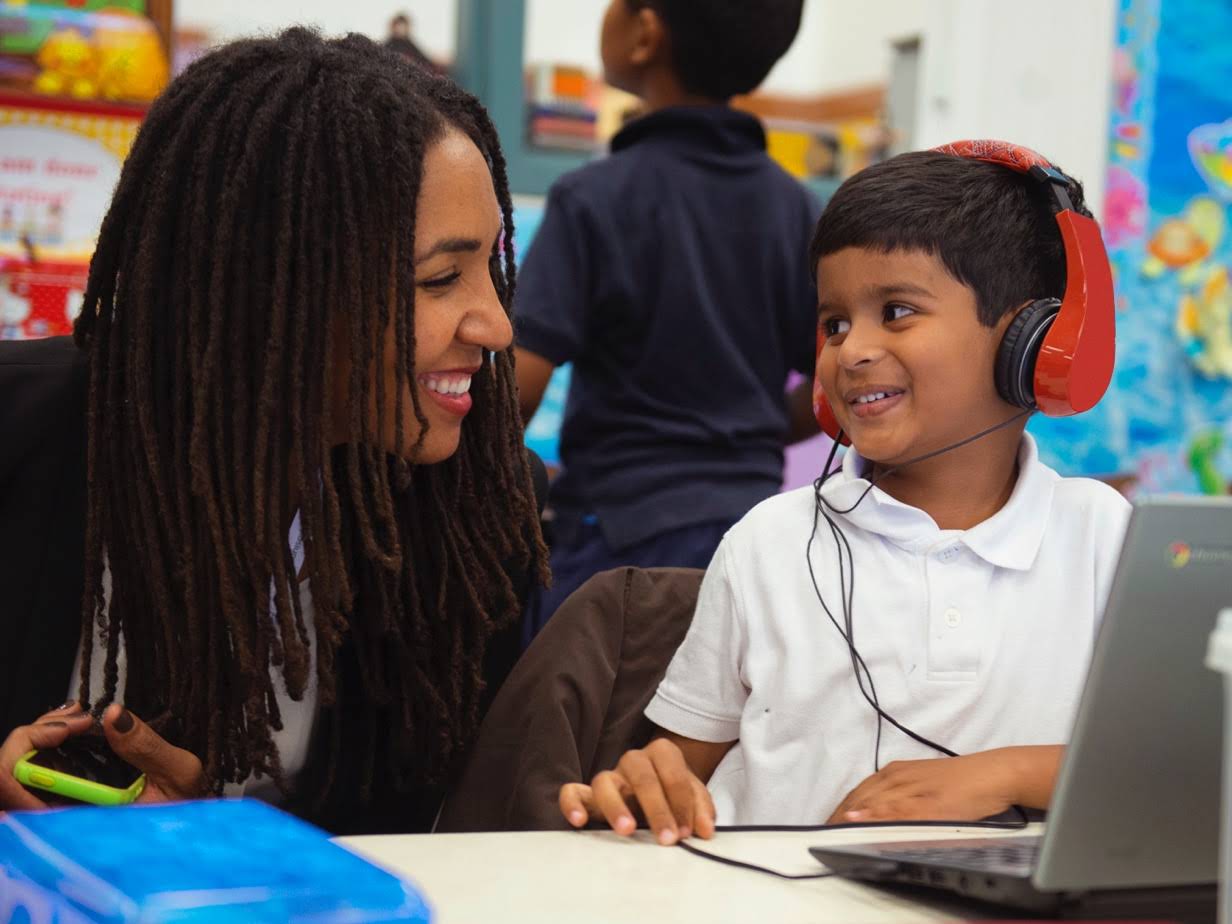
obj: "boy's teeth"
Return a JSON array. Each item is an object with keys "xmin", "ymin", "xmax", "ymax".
[{"xmin": 856, "ymin": 392, "xmax": 889, "ymax": 404}]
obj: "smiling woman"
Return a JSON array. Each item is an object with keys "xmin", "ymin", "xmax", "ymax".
[{"xmin": 0, "ymin": 29, "xmax": 547, "ymax": 834}]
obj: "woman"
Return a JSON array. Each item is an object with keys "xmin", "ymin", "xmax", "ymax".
[{"xmin": 0, "ymin": 29, "xmax": 547, "ymax": 833}]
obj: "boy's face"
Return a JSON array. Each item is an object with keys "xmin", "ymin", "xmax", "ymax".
[{"xmin": 814, "ymin": 247, "xmax": 1018, "ymax": 466}]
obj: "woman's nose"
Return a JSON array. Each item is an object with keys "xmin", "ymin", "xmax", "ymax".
[{"xmin": 460, "ymin": 278, "xmax": 513, "ymax": 353}]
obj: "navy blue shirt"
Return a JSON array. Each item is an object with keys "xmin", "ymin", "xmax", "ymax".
[{"xmin": 515, "ymin": 106, "xmax": 822, "ymax": 550}]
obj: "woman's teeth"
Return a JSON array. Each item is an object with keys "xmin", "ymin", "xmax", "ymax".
[
  {"xmin": 854, "ymin": 391, "xmax": 898, "ymax": 404},
  {"xmin": 423, "ymin": 374, "xmax": 472, "ymax": 396}
]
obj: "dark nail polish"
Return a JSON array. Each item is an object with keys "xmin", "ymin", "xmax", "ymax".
[{"xmin": 113, "ymin": 709, "xmax": 134, "ymax": 733}]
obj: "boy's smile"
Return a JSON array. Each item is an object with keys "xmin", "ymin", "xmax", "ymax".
[{"xmin": 815, "ymin": 246, "xmax": 1018, "ymax": 467}]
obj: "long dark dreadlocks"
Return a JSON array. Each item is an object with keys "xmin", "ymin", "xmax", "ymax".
[{"xmin": 72, "ymin": 29, "xmax": 547, "ymax": 797}]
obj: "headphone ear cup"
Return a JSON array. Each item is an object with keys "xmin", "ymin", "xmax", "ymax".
[
  {"xmin": 813, "ymin": 329, "xmax": 850, "ymax": 446},
  {"xmin": 813, "ymin": 388, "xmax": 851, "ymax": 446},
  {"xmin": 995, "ymin": 298, "xmax": 1061, "ymax": 409}
]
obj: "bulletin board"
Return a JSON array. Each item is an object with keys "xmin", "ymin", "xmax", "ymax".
[
  {"xmin": 1029, "ymin": 0, "xmax": 1232, "ymax": 495},
  {"xmin": 0, "ymin": 1, "xmax": 169, "ymax": 340}
]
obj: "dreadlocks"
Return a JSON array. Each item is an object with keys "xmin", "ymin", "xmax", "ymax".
[{"xmin": 71, "ymin": 29, "xmax": 547, "ymax": 797}]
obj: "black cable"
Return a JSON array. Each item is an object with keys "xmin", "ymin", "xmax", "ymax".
[
  {"xmin": 807, "ymin": 411, "xmax": 1034, "ymax": 817},
  {"xmin": 675, "ymin": 817, "xmax": 1031, "ymax": 881},
  {"xmin": 819, "ymin": 409, "xmax": 1032, "ymax": 517},
  {"xmin": 677, "ymin": 840, "xmax": 835, "ymax": 880}
]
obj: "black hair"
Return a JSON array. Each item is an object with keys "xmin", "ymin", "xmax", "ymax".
[
  {"xmin": 72, "ymin": 28, "xmax": 547, "ymax": 797},
  {"xmin": 627, "ymin": 0, "xmax": 804, "ymax": 100},
  {"xmin": 809, "ymin": 150, "xmax": 1093, "ymax": 327}
]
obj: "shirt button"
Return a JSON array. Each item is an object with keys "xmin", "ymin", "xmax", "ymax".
[
  {"xmin": 944, "ymin": 607, "xmax": 962, "ymax": 628},
  {"xmin": 936, "ymin": 545, "xmax": 959, "ymax": 563}
]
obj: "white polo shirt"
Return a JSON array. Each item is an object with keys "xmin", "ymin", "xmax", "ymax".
[{"xmin": 644, "ymin": 434, "xmax": 1131, "ymax": 825}]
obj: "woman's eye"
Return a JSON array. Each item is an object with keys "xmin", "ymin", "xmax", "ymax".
[
  {"xmin": 419, "ymin": 270, "xmax": 461, "ymax": 290},
  {"xmin": 822, "ymin": 317, "xmax": 851, "ymax": 337},
  {"xmin": 885, "ymin": 303, "xmax": 915, "ymax": 322}
]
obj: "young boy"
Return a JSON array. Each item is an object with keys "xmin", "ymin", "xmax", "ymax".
[
  {"xmin": 515, "ymin": 0, "xmax": 820, "ymax": 639},
  {"xmin": 558, "ymin": 147, "xmax": 1132, "ymax": 844}
]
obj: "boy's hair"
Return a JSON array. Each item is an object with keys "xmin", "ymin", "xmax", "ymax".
[
  {"xmin": 809, "ymin": 150, "xmax": 1093, "ymax": 327},
  {"xmin": 73, "ymin": 29, "xmax": 546, "ymax": 799},
  {"xmin": 627, "ymin": 0, "xmax": 804, "ymax": 100}
]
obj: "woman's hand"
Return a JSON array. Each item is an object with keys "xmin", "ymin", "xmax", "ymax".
[
  {"xmin": 825, "ymin": 746, "xmax": 1062, "ymax": 824},
  {"xmin": 0, "ymin": 702, "xmax": 95, "ymax": 810},
  {"xmin": 99, "ymin": 704, "xmax": 207, "ymax": 803}
]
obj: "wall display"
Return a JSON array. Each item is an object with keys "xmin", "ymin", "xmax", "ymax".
[
  {"xmin": 0, "ymin": 94, "xmax": 142, "ymax": 339},
  {"xmin": 0, "ymin": 3, "xmax": 166, "ymax": 341},
  {"xmin": 1031, "ymin": 0, "xmax": 1232, "ymax": 495}
]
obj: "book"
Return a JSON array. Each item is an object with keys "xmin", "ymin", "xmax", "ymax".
[{"xmin": 0, "ymin": 798, "xmax": 432, "ymax": 922}]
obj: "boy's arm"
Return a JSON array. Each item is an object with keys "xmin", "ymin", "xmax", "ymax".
[
  {"xmin": 826, "ymin": 745, "xmax": 1064, "ymax": 824},
  {"xmin": 559, "ymin": 731, "xmax": 736, "ymax": 844},
  {"xmin": 515, "ymin": 347, "xmax": 557, "ymax": 424}
]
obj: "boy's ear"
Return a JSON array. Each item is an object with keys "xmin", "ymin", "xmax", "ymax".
[{"xmin": 630, "ymin": 6, "xmax": 668, "ymax": 67}]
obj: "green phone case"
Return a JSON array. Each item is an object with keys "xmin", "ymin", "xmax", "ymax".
[{"xmin": 14, "ymin": 750, "xmax": 146, "ymax": 806}]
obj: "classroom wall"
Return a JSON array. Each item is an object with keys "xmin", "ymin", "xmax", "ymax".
[
  {"xmin": 174, "ymin": 0, "xmax": 1116, "ymax": 214},
  {"xmin": 174, "ymin": 0, "xmax": 457, "ymax": 59},
  {"xmin": 911, "ymin": 0, "xmax": 1117, "ymax": 218}
]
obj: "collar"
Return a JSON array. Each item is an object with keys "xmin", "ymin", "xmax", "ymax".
[
  {"xmin": 611, "ymin": 105, "xmax": 766, "ymax": 157},
  {"xmin": 816, "ymin": 434, "xmax": 1057, "ymax": 571}
]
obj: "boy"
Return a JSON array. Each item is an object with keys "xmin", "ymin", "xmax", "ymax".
[
  {"xmin": 558, "ymin": 147, "xmax": 1131, "ymax": 844},
  {"xmin": 515, "ymin": 0, "xmax": 820, "ymax": 639}
]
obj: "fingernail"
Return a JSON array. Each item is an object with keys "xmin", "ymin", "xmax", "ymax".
[
  {"xmin": 54, "ymin": 701, "xmax": 78, "ymax": 712},
  {"xmin": 846, "ymin": 810, "xmax": 865, "ymax": 821},
  {"xmin": 616, "ymin": 816, "xmax": 634, "ymax": 834},
  {"xmin": 44, "ymin": 721, "xmax": 67, "ymax": 728},
  {"xmin": 679, "ymin": 825, "xmax": 692, "ymax": 840},
  {"xmin": 658, "ymin": 829, "xmax": 678, "ymax": 846},
  {"xmin": 569, "ymin": 810, "xmax": 584, "ymax": 826},
  {"xmin": 113, "ymin": 709, "xmax": 134, "ymax": 733}
]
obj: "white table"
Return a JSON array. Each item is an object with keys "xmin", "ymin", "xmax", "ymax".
[{"xmin": 340, "ymin": 824, "xmax": 1044, "ymax": 923}]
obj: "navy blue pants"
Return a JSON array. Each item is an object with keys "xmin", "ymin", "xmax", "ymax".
[{"xmin": 522, "ymin": 516, "xmax": 735, "ymax": 648}]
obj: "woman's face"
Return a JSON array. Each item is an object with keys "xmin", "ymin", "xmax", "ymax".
[{"xmin": 333, "ymin": 127, "xmax": 513, "ymax": 463}]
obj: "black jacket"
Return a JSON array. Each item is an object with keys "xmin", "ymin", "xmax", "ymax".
[
  {"xmin": 0, "ymin": 335, "xmax": 544, "ymax": 834},
  {"xmin": 0, "ymin": 336, "xmax": 88, "ymax": 737}
]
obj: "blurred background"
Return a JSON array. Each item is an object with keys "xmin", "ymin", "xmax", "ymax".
[{"xmin": 1, "ymin": 0, "xmax": 1229, "ymax": 496}]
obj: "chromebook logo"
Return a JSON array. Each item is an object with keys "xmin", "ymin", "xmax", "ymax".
[{"xmin": 1168, "ymin": 541, "xmax": 1232, "ymax": 568}]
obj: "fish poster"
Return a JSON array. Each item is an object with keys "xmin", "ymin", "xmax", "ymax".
[{"xmin": 1031, "ymin": 0, "xmax": 1232, "ymax": 495}]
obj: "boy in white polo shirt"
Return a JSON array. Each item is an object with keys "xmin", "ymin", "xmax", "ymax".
[{"xmin": 558, "ymin": 144, "xmax": 1130, "ymax": 845}]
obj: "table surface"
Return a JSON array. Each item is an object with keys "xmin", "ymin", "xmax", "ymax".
[{"xmin": 340, "ymin": 823, "xmax": 1045, "ymax": 924}]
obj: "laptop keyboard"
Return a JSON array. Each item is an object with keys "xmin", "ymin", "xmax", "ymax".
[{"xmin": 876, "ymin": 840, "xmax": 1040, "ymax": 873}]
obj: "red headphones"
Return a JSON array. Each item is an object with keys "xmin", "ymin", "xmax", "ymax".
[{"xmin": 812, "ymin": 139, "xmax": 1116, "ymax": 444}]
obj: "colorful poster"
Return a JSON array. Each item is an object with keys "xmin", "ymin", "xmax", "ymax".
[
  {"xmin": 0, "ymin": 94, "xmax": 141, "ymax": 339},
  {"xmin": 0, "ymin": 2, "xmax": 169, "ymax": 107},
  {"xmin": 1030, "ymin": 0, "xmax": 1232, "ymax": 495}
]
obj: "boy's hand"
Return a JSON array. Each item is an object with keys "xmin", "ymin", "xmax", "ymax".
[
  {"xmin": 559, "ymin": 738, "xmax": 717, "ymax": 845},
  {"xmin": 826, "ymin": 746, "xmax": 1062, "ymax": 824}
]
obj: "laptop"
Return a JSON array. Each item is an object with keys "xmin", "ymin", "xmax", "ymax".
[{"xmin": 809, "ymin": 496, "xmax": 1232, "ymax": 916}]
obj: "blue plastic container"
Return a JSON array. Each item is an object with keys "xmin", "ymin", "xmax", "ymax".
[{"xmin": 0, "ymin": 798, "xmax": 432, "ymax": 923}]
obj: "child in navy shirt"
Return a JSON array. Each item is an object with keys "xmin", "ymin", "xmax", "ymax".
[{"xmin": 514, "ymin": 0, "xmax": 820, "ymax": 639}]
